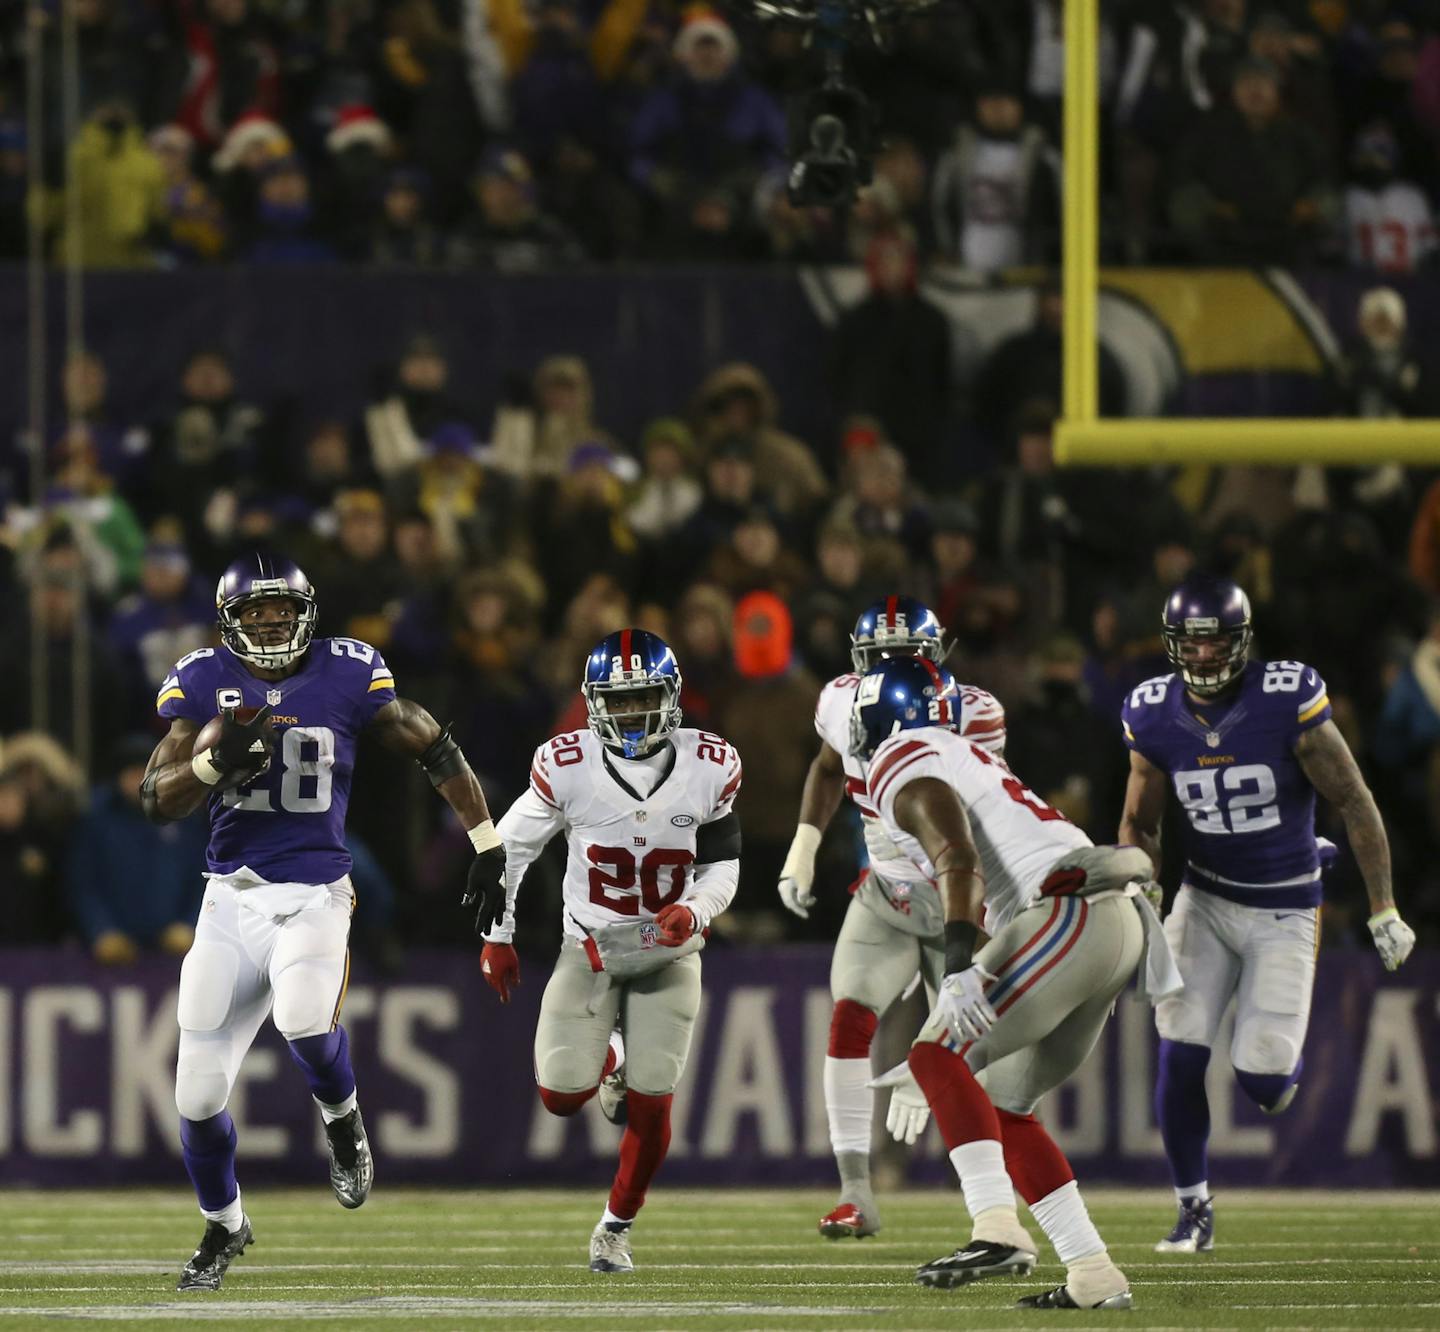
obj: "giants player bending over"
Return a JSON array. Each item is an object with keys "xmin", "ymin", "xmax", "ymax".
[
  {"xmin": 144, "ymin": 554, "xmax": 505, "ymax": 1292},
  {"xmin": 480, "ymin": 629, "xmax": 742, "ymax": 1273},
  {"xmin": 855, "ymin": 656, "xmax": 1184, "ymax": 1311},
  {"xmin": 777, "ymin": 597, "xmax": 1006, "ymax": 1239},
  {"xmin": 1120, "ymin": 574, "xmax": 1415, "ymax": 1253}
]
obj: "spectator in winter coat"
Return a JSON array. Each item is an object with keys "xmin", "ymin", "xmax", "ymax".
[
  {"xmin": 829, "ymin": 232, "xmax": 952, "ymax": 487},
  {"xmin": 109, "ymin": 541, "xmax": 214, "ymax": 725},
  {"xmin": 367, "ymin": 166, "xmax": 445, "ymax": 267},
  {"xmin": 66, "ymin": 735, "xmax": 208, "ymax": 964},
  {"xmin": 692, "ymin": 362, "xmax": 828, "ymax": 517},
  {"xmin": 149, "ymin": 123, "xmax": 227, "ymax": 263},
  {"xmin": 1342, "ymin": 122, "xmax": 1437, "ymax": 274},
  {"xmin": 931, "ymin": 80, "xmax": 1060, "ymax": 273},
  {"xmin": 626, "ymin": 419, "xmax": 704, "ymax": 541},
  {"xmin": 447, "ymin": 145, "xmax": 582, "ymax": 271},
  {"xmin": 1169, "ymin": 56, "xmax": 1338, "ymax": 264},
  {"xmin": 364, "ymin": 332, "xmax": 474, "ymax": 481},
  {"xmin": 245, "ymin": 157, "xmax": 338, "ymax": 264},
  {"xmin": 628, "ymin": 9, "xmax": 786, "ymax": 257},
  {"xmin": 49, "ymin": 101, "xmax": 165, "ymax": 268}
]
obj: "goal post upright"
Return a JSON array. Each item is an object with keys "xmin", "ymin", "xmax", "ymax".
[{"xmin": 1052, "ymin": 0, "xmax": 1440, "ymax": 467}]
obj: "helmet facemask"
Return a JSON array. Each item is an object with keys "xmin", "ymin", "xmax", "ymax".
[
  {"xmin": 585, "ymin": 679, "xmax": 683, "ymax": 758},
  {"xmin": 849, "ymin": 628, "xmax": 946, "ymax": 673},
  {"xmin": 1162, "ymin": 621, "xmax": 1251, "ymax": 697},
  {"xmin": 219, "ymin": 590, "xmax": 318, "ymax": 670}
]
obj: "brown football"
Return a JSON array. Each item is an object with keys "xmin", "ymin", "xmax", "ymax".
[{"xmin": 193, "ymin": 706, "xmax": 269, "ymax": 757}]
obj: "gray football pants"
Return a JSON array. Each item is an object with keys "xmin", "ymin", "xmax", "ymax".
[
  {"xmin": 830, "ymin": 891, "xmax": 945, "ymax": 1014},
  {"xmin": 534, "ymin": 943, "xmax": 702, "ymax": 1097},
  {"xmin": 914, "ymin": 893, "xmax": 1145, "ymax": 1115}
]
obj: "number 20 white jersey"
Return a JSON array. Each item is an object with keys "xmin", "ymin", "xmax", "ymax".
[
  {"xmin": 814, "ymin": 672, "xmax": 1007, "ymax": 884},
  {"xmin": 495, "ymin": 727, "xmax": 742, "ymax": 941},
  {"xmin": 867, "ymin": 725, "xmax": 1091, "ymax": 932}
]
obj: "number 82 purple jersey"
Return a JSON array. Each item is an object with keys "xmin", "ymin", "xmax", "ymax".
[{"xmin": 1121, "ymin": 659, "xmax": 1331, "ymax": 907}]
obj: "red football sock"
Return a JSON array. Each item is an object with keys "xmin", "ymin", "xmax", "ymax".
[
  {"xmin": 538, "ymin": 1087, "xmax": 594, "ymax": 1117},
  {"xmin": 997, "ymin": 1108, "xmax": 1074, "ymax": 1205},
  {"xmin": 606, "ymin": 1091, "xmax": 673, "ymax": 1220},
  {"xmin": 828, "ymin": 999, "xmax": 878, "ymax": 1058},
  {"xmin": 908, "ymin": 1040, "xmax": 1002, "ymax": 1148}
]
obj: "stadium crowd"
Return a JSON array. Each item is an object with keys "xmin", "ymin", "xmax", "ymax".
[
  {"xmin": 0, "ymin": 318, "xmax": 1438, "ymax": 968},
  {"xmin": 3, "ymin": 0, "xmax": 1440, "ymax": 270}
]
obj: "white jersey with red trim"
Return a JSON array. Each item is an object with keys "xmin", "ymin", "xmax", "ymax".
[
  {"xmin": 814, "ymin": 672, "xmax": 1007, "ymax": 882},
  {"xmin": 495, "ymin": 727, "xmax": 743, "ymax": 942},
  {"xmin": 867, "ymin": 725, "xmax": 1091, "ymax": 933}
]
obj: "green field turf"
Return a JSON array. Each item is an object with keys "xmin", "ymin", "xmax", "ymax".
[{"xmin": 0, "ymin": 1187, "xmax": 1436, "ymax": 1330}]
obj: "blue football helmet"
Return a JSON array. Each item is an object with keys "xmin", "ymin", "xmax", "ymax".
[
  {"xmin": 582, "ymin": 628, "xmax": 683, "ymax": 758},
  {"xmin": 216, "ymin": 552, "xmax": 318, "ymax": 670},
  {"xmin": 850, "ymin": 596, "xmax": 946, "ymax": 672},
  {"xmin": 849, "ymin": 656, "xmax": 960, "ymax": 761},
  {"xmin": 1161, "ymin": 573, "xmax": 1252, "ymax": 696}
]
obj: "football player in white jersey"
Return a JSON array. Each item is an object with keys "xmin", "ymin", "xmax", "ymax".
[
  {"xmin": 777, "ymin": 596, "xmax": 1006, "ymax": 1239},
  {"xmin": 479, "ymin": 629, "xmax": 742, "ymax": 1274},
  {"xmin": 855, "ymin": 656, "xmax": 1183, "ymax": 1311}
]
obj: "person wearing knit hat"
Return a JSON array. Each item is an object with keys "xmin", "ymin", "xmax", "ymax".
[
  {"xmin": 212, "ymin": 111, "xmax": 291, "ymax": 173},
  {"xmin": 672, "ymin": 7, "xmax": 740, "ymax": 76},
  {"xmin": 325, "ymin": 104, "xmax": 394, "ymax": 156},
  {"xmin": 628, "ymin": 419, "xmax": 703, "ymax": 542}
]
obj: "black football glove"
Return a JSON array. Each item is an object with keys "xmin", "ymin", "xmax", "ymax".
[
  {"xmin": 463, "ymin": 845, "xmax": 508, "ymax": 941},
  {"xmin": 214, "ymin": 705, "xmax": 276, "ymax": 778}
]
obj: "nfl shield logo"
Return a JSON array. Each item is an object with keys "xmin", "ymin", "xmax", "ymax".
[
  {"xmin": 640, "ymin": 923, "xmax": 658, "ymax": 949},
  {"xmin": 1205, "ymin": 731, "xmax": 1221, "ymax": 748},
  {"xmin": 266, "ymin": 689, "xmax": 282, "ymax": 706}
]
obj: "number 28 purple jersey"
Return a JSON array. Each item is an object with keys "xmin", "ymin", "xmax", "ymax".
[
  {"xmin": 156, "ymin": 637, "xmax": 397, "ymax": 884},
  {"xmin": 1121, "ymin": 659, "xmax": 1331, "ymax": 908}
]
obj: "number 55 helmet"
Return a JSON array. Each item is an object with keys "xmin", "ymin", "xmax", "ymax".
[
  {"xmin": 583, "ymin": 628, "xmax": 684, "ymax": 758},
  {"xmin": 849, "ymin": 656, "xmax": 959, "ymax": 761},
  {"xmin": 216, "ymin": 552, "xmax": 318, "ymax": 670},
  {"xmin": 1161, "ymin": 573, "xmax": 1252, "ymax": 697},
  {"xmin": 850, "ymin": 596, "xmax": 946, "ymax": 672}
]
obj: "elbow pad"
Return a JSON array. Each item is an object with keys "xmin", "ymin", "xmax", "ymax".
[
  {"xmin": 696, "ymin": 811, "xmax": 742, "ymax": 864},
  {"xmin": 417, "ymin": 723, "xmax": 468, "ymax": 788}
]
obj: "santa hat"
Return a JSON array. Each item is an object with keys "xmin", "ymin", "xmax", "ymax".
[
  {"xmin": 213, "ymin": 112, "xmax": 290, "ymax": 172},
  {"xmin": 148, "ymin": 123, "xmax": 194, "ymax": 157},
  {"xmin": 326, "ymin": 104, "xmax": 393, "ymax": 155},
  {"xmin": 673, "ymin": 7, "xmax": 739, "ymax": 63}
]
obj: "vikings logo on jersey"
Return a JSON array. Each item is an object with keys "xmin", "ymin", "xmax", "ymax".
[{"xmin": 1122, "ymin": 659, "xmax": 1332, "ymax": 907}]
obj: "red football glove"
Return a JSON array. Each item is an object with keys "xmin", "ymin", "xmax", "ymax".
[
  {"xmin": 654, "ymin": 904, "xmax": 696, "ymax": 947},
  {"xmin": 480, "ymin": 942, "xmax": 520, "ymax": 1003}
]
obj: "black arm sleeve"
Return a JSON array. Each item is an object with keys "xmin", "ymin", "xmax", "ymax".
[
  {"xmin": 416, "ymin": 723, "xmax": 468, "ymax": 788},
  {"xmin": 695, "ymin": 811, "xmax": 742, "ymax": 864}
]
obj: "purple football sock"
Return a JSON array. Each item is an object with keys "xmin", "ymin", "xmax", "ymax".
[
  {"xmin": 1156, "ymin": 1038, "xmax": 1212, "ymax": 1191},
  {"xmin": 287, "ymin": 1026, "xmax": 356, "ymax": 1106},
  {"xmin": 1235, "ymin": 1057, "xmax": 1303, "ymax": 1111},
  {"xmin": 180, "ymin": 1111, "xmax": 239, "ymax": 1213}
]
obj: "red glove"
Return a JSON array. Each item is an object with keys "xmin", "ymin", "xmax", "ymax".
[
  {"xmin": 654, "ymin": 903, "xmax": 696, "ymax": 947},
  {"xmin": 480, "ymin": 942, "xmax": 520, "ymax": 1003}
]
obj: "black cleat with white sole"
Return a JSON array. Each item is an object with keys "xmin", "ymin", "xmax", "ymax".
[
  {"xmin": 1017, "ymin": 1283, "xmax": 1133, "ymax": 1310},
  {"xmin": 176, "ymin": 1216, "xmax": 254, "ymax": 1292},
  {"xmin": 324, "ymin": 1107, "xmax": 374, "ymax": 1208},
  {"xmin": 915, "ymin": 1239, "xmax": 1036, "ymax": 1288}
]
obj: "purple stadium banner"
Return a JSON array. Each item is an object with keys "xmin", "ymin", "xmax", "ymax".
[{"xmin": 0, "ymin": 946, "xmax": 1436, "ymax": 1190}]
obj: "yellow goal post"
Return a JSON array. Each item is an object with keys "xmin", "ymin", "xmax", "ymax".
[{"xmin": 1054, "ymin": 0, "xmax": 1440, "ymax": 466}]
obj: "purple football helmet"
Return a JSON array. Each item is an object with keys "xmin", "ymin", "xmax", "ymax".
[
  {"xmin": 215, "ymin": 552, "xmax": 318, "ymax": 669},
  {"xmin": 1161, "ymin": 573, "xmax": 1252, "ymax": 696}
]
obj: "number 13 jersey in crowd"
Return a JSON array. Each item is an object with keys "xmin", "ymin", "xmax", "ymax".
[
  {"xmin": 496, "ymin": 728, "xmax": 743, "ymax": 941},
  {"xmin": 156, "ymin": 638, "xmax": 396, "ymax": 883},
  {"xmin": 1121, "ymin": 660, "xmax": 1331, "ymax": 908}
]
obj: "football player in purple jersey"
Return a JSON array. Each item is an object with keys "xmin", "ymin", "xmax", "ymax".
[
  {"xmin": 141, "ymin": 553, "xmax": 507, "ymax": 1292},
  {"xmin": 1119, "ymin": 573, "xmax": 1415, "ymax": 1254}
]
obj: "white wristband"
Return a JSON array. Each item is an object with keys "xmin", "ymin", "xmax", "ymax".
[
  {"xmin": 190, "ymin": 748, "xmax": 225, "ymax": 786},
  {"xmin": 781, "ymin": 823, "xmax": 822, "ymax": 880},
  {"xmin": 468, "ymin": 819, "xmax": 502, "ymax": 854}
]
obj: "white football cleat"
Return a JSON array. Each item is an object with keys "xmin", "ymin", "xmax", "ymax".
[{"xmin": 589, "ymin": 1222, "xmax": 634, "ymax": 1273}]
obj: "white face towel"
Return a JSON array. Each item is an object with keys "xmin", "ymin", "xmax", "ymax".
[{"xmin": 1130, "ymin": 888, "xmax": 1185, "ymax": 1004}]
